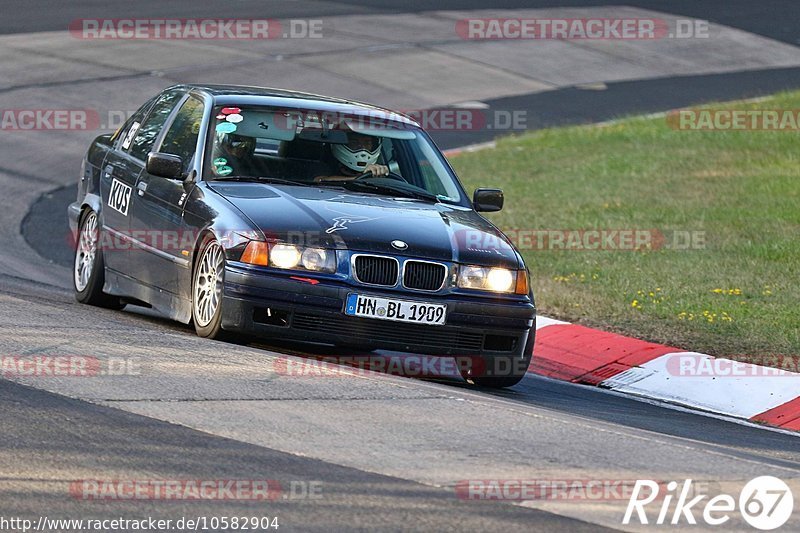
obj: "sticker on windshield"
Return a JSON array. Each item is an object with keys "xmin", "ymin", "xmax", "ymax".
[
  {"xmin": 221, "ymin": 107, "xmax": 241, "ymax": 115},
  {"xmin": 108, "ymin": 178, "xmax": 132, "ymax": 216},
  {"xmin": 216, "ymin": 122, "xmax": 237, "ymax": 134},
  {"xmin": 215, "ymin": 165, "xmax": 233, "ymax": 176},
  {"xmin": 225, "ymin": 113, "xmax": 244, "ymax": 123},
  {"xmin": 121, "ymin": 121, "xmax": 140, "ymax": 150}
]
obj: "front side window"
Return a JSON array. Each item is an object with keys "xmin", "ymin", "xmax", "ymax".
[
  {"xmin": 204, "ymin": 105, "xmax": 465, "ymax": 204},
  {"xmin": 158, "ymin": 96, "xmax": 205, "ymax": 173},
  {"xmin": 128, "ymin": 89, "xmax": 184, "ymax": 161}
]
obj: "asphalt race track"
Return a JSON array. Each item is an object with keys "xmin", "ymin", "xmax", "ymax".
[{"xmin": 1, "ymin": 1, "xmax": 799, "ymax": 531}]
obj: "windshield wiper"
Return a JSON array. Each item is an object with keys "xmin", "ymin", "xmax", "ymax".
[
  {"xmin": 211, "ymin": 176, "xmax": 313, "ymax": 187},
  {"xmin": 258, "ymin": 177, "xmax": 315, "ymax": 187},
  {"xmin": 341, "ymin": 179, "xmax": 440, "ymax": 203},
  {"xmin": 210, "ymin": 175, "xmax": 260, "ymax": 182}
]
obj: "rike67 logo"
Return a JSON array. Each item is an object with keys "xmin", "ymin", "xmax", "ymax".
[{"xmin": 624, "ymin": 477, "xmax": 794, "ymax": 530}]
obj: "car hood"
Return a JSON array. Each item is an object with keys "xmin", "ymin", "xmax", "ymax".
[{"xmin": 209, "ymin": 182, "xmax": 521, "ymax": 268}]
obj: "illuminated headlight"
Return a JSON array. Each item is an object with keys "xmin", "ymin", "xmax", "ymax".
[
  {"xmin": 458, "ymin": 266, "xmax": 519, "ymax": 293},
  {"xmin": 487, "ymin": 268, "xmax": 514, "ymax": 292},
  {"xmin": 268, "ymin": 244, "xmax": 335, "ymax": 272},
  {"xmin": 269, "ymin": 244, "xmax": 302, "ymax": 269}
]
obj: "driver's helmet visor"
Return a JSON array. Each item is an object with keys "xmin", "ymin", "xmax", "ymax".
[
  {"xmin": 227, "ymin": 134, "xmax": 254, "ymax": 150},
  {"xmin": 345, "ymin": 133, "xmax": 380, "ymax": 152}
]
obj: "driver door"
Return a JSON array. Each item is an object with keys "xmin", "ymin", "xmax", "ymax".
[{"xmin": 129, "ymin": 94, "xmax": 206, "ymax": 291}]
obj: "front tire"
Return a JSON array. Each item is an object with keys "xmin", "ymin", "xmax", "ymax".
[
  {"xmin": 192, "ymin": 235, "xmax": 227, "ymax": 339},
  {"xmin": 73, "ymin": 209, "xmax": 124, "ymax": 309}
]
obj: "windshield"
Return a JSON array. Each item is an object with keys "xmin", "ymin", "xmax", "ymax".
[{"xmin": 204, "ymin": 105, "xmax": 464, "ymax": 203}]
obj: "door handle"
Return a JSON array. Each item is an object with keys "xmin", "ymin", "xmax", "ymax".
[{"xmin": 137, "ymin": 181, "xmax": 148, "ymax": 196}]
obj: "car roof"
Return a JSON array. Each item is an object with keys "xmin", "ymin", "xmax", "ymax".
[{"xmin": 172, "ymin": 83, "xmax": 421, "ymax": 128}]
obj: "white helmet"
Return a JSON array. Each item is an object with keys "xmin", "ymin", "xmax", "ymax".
[{"xmin": 331, "ymin": 132, "xmax": 381, "ymax": 172}]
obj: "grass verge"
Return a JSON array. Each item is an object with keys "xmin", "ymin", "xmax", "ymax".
[{"xmin": 451, "ymin": 91, "xmax": 800, "ymax": 359}]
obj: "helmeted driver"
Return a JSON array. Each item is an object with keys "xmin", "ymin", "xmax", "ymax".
[{"xmin": 316, "ymin": 130, "xmax": 388, "ymax": 182}]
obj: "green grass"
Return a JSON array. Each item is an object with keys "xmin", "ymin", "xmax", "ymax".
[{"xmin": 451, "ymin": 91, "xmax": 800, "ymax": 358}]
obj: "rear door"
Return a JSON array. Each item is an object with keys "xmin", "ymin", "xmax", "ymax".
[{"xmin": 100, "ymin": 103, "xmax": 153, "ymax": 274}]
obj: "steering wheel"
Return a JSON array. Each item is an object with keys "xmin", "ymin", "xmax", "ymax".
[{"xmin": 354, "ymin": 169, "xmax": 409, "ymax": 183}]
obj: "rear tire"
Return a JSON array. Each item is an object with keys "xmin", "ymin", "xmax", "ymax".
[{"xmin": 73, "ymin": 209, "xmax": 125, "ymax": 309}]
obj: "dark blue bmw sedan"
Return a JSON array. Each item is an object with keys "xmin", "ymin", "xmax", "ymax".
[{"xmin": 69, "ymin": 84, "xmax": 536, "ymax": 387}]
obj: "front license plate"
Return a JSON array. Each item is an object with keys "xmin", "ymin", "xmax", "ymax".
[{"xmin": 345, "ymin": 294, "xmax": 446, "ymax": 326}]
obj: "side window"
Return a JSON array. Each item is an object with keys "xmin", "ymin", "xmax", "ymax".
[
  {"xmin": 158, "ymin": 96, "xmax": 205, "ymax": 172},
  {"xmin": 111, "ymin": 96, "xmax": 156, "ymax": 149},
  {"xmin": 128, "ymin": 90, "xmax": 184, "ymax": 161}
]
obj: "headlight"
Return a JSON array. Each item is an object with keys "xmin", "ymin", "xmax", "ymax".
[
  {"xmin": 301, "ymin": 248, "xmax": 329, "ymax": 271},
  {"xmin": 487, "ymin": 268, "xmax": 514, "ymax": 292},
  {"xmin": 240, "ymin": 242, "xmax": 336, "ymax": 273},
  {"xmin": 458, "ymin": 265, "xmax": 527, "ymax": 294},
  {"xmin": 270, "ymin": 244, "xmax": 302, "ymax": 269}
]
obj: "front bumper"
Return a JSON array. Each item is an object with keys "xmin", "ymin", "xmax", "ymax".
[{"xmin": 221, "ymin": 263, "xmax": 536, "ymax": 358}]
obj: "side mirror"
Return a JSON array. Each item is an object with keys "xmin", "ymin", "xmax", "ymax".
[
  {"xmin": 146, "ymin": 152, "xmax": 183, "ymax": 180},
  {"xmin": 473, "ymin": 188, "xmax": 504, "ymax": 212}
]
